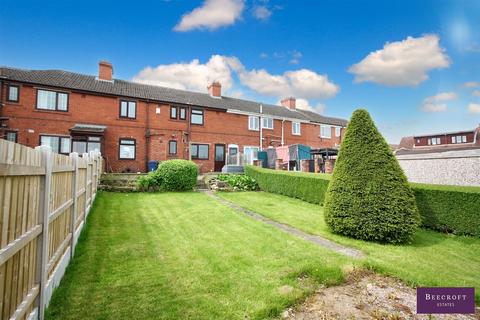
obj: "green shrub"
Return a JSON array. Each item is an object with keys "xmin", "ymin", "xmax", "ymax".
[
  {"xmin": 137, "ymin": 160, "xmax": 198, "ymax": 192},
  {"xmin": 156, "ymin": 160, "xmax": 198, "ymax": 191},
  {"xmin": 324, "ymin": 109, "xmax": 420, "ymax": 244},
  {"xmin": 411, "ymin": 183, "xmax": 480, "ymax": 236},
  {"xmin": 136, "ymin": 173, "xmax": 161, "ymax": 192},
  {"xmin": 218, "ymin": 174, "xmax": 259, "ymax": 191},
  {"xmin": 245, "ymin": 166, "xmax": 331, "ymax": 204},
  {"xmin": 246, "ymin": 165, "xmax": 480, "ymax": 237}
]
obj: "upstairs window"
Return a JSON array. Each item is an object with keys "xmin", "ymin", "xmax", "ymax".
[
  {"xmin": 428, "ymin": 137, "xmax": 441, "ymax": 145},
  {"xmin": 179, "ymin": 107, "xmax": 187, "ymax": 120},
  {"xmin": 170, "ymin": 106, "xmax": 177, "ymax": 119},
  {"xmin": 248, "ymin": 116, "xmax": 259, "ymax": 131},
  {"xmin": 191, "ymin": 109, "xmax": 204, "ymax": 125},
  {"xmin": 292, "ymin": 122, "xmax": 301, "ymax": 135},
  {"xmin": 120, "ymin": 100, "xmax": 136, "ymax": 119},
  {"xmin": 119, "ymin": 139, "xmax": 135, "ymax": 159},
  {"xmin": 7, "ymin": 85, "xmax": 19, "ymax": 102},
  {"xmin": 262, "ymin": 117, "xmax": 273, "ymax": 129},
  {"xmin": 451, "ymin": 135, "xmax": 467, "ymax": 144},
  {"xmin": 40, "ymin": 135, "xmax": 71, "ymax": 154},
  {"xmin": 320, "ymin": 125, "xmax": 331, "ymax": 138},
  {"xmin": 335, "ymin": 127, "xmax": 341, "ymax": 137},
  {"xmin": 37, "ymin": 89, "xmax": 68, "ymax": 111}
]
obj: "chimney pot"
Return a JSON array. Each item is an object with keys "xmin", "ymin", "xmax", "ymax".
[
  {"xmin": 98, "ymin": 60, "xmax": 113, "ymax": 81},
  {"xmin": 281, "ymin": 97, "xmax": 296, "ymax": 110},
  {"xmin": 208, "ymin": 81, "xmax": 222, "ymax": 97}
]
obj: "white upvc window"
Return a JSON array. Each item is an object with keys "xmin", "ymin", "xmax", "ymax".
[
  {"xmin": 244, "ymin": 146, "xmax": 260, "ymax": 164},
  {"xmin": 248, "ymin": 116, "xmax": 259, "ymax": 131},
  {"xmin": 320, "ymin": 124, "xmax": 331, "ymax": 138},
  {"xmin": 335, "ymin": 126, "xmax": 341, "ymax": 137},
  {"xmin": 292, "ymin": 122, "xmax": 301, "ymax": 135},
  {"xmin": 262, "ymin": 117, "xmax": 273, "ymax": 129}
]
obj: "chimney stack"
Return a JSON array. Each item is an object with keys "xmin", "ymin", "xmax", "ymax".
[
  {"xmin": 281, "ymin": 97, "xmax": 296, "ymax": 110},
  {"xmin": 98, "ymin": 61, "xmax": 113, "ymax": 81},
  {"xmin": 208, "ymin": 81, "xmax": 222, "ymax": 98}
]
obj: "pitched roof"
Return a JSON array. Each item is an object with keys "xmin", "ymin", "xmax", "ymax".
[
  {"xmin": 0, "ymin": 66, "xmax": 347, "ymax": 126},
  {"xmin": 295, "ymin": 109, "xmax": 348, "ymax": 127}
]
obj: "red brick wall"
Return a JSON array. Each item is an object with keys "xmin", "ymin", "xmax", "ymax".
[{"xmin": 1, "ymin": 81, "xmax": 343, "ymax": 174}]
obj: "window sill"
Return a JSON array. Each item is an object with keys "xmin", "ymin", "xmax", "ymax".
[
  {"xmin": 292, "ymin": 133, "xmax": 301, "ymax": 136},
  {"xmin": 248, "ymin": 129, "xmax": 260, "ymax": 132},
  {"xmin": 319, "ymin": 136, "xmax": 331, "ymax": 139},
  {"xmin": 118, "ymin": 117, "xmax": 137, "ymax": 121},
  {"xmin": 119, "ymin": 158, "xmax": 136, "ymax": 161},
  {"xmin": 34, "ymin": 109, "xmax": 70, "ymax": 115},
  {"xmin": 262, "ymin": 127, "xmax": 274, "ymax": 130}
]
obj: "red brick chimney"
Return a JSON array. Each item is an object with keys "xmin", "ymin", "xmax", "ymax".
[
  {"xmin": 98, "ymin": 61, "xmax": 113, "ymax": 81},
  {"xmin": 208, "ymin": 81, "xmax": 221, "ymax": 98},
  {"xmin": 281, "ymin": 97, "xmax": 296, "ymax": 110}
]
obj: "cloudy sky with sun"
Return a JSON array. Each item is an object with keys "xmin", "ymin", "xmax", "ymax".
[{"xmin": 1, "ymin": 0, "xmax": 479, "ymax": 142}]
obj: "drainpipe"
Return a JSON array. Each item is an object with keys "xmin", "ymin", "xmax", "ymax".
[
  {"xmin": 145, "ymin": 101, "xmax": 150, "ymax": 171},
  {"xmin": 281, "ymin": 118, "xmax": 285, "ymax": 146},
  {"xmin": 259, "ymin": 104, "xmax": 263, "ymax": 151}
]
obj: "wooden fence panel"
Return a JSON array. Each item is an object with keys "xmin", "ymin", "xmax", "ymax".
[{"xmin": 0, "ymin": 140, "xmax": 102, "ymax": 320}]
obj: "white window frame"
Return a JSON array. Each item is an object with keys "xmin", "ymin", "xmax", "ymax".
[
  {"xmin": 261, "ymin": 117, "xmax": 273, "ymax": 129},
  {"xmin": 320, "ymin": 124, "xmax": 331, "ymax": 138},
  {"xmin": 248, "ymin": 116, "xmax": 259, "ymax": 131},
  {"xmin": 243, "ymin": 146, "xmax": 260, "ymax": 165},
  {"xmin": 292, "ymin": 122, "xmax": 301, "ymax": 135},
  {"xmin": 335, "ymin": 126, "xmax": 341, "ymax": 137}
]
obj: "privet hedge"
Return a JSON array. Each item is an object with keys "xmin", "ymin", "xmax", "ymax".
[{"xmin": 245, "ymin": 166, "xmax": 331, "ymax": 204}]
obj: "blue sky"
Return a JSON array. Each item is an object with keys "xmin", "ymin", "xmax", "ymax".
[{"xmin": 1, "ymin": 0, "xmax": 480, "ymax": 142}]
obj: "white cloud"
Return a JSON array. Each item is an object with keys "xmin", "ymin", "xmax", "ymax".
[
  {"xmin": 289, "ymin": 50, "xmax": 302, "ymax": 64},
  {"xmin": 132, "ymin": 55, "xmax": 339, "ymax": 105},
  {"xmin": 421, "ymin": 103, "xmax": 448, "ymax": 113},
  {"xmin": 463, "ymin": 81, "xmax": 480, "ymax": 88},
  {"xmin": 252, "ymin": 5, "xmax": 271, "ymax": 20},
  {"xmin": 423, "ymin": 92, "xmax": 458, "ymax": 104},
  {"xmin": 295, "ymin": 98, "xmax": 326, "ymax": 114},
  {"xmin": 472, "ymin": 90, "xmax": 480, "ymax": 97},
  {"xmin": 174, "ymin": 0, "xmax": 244, "ymax": 32},
  {"xmin": 132, "ymin": 55, "xmax": 236, "ymax": 92},
  {"xmin": 421, "ymin": 92, "xmax": 457, "ymax": 113},
  {"xmin": 421, "ymin": 92, "xmax": 458, "ymax": 112},
  {"xmin": 468, "ymin": 103, "xmax": 480, "ymax": 114},
  {"xmin": 238, "ymin": 68, "xmax": 339, "ymax": 99},
  {"xmin": 349, "ymin": 35, "xmax": 450, "ymax": 86}
]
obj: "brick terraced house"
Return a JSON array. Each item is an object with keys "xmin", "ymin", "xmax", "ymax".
[{"xmin": 0, "ymin": 61, "xmax": 347, "ymax": 173}]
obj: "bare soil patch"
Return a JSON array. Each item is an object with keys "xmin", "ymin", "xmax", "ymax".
[{"xmin": 283, "ymin": 270, "xmax": 480, "ymax": 320}]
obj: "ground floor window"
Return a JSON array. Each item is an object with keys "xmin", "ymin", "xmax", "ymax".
[
  {"xmin": 191, "ymin": 143, "xmax": 209, "ymax": 159},
  {"xmin": 4, "ymin": 131, "xmax": 17, "ymax": 142},
  {"xmin": 72, "ymin": 136, "xmax": 101, "ymax": 154},
  {"xmin": 244, "ymin": 146, "xmax": 259, "ymax": 164},
  {"xmin": 40, "ymin": 135, "xmax": 71, "ymax": 154},
  {"xmin": 169, "ymin": 140, "xmax": 177, "ymax": 155},
  {"xmin": 119, "ymin": 139, "xmax": 135, "ymax": 159}
]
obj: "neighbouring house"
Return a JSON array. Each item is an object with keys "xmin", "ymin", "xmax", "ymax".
[
  {"xmin": 395, "ymin": 126, "xmax": 480, "ymax": 186},
  {"xmin": 0, "ymin": 61, "xmax": 347, "ymax": 173}
]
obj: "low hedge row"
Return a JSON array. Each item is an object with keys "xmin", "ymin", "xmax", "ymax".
[
  {"xmin": 245, "ymin": 165, "xmax": 480, "ymax": 237},
  {"xmin": 244, "ymin": 166, "xmax": 331, "ymax": 204}
]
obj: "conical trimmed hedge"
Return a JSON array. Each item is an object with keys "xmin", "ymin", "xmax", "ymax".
[{"xmin": 324, "ymin": 109, "xmax": 420, "ymax": 243}]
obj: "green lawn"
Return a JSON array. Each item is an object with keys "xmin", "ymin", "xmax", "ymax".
[
  {"xmin": 46, "ymin": 192, "xmax": 351, "ymax": 320},
  {"xmin": 218, "ymin": 191, "xmax": 480, "ymax": 302}
]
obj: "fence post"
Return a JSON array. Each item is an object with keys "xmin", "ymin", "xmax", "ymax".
[
  {"xmin": 83, "ymin": 152, "xmax": 89, "ymax": 221},
  {"xmin": 35, "ymin": 146, "xmax": 52, "ymax": 320},
  {"xmin": 69, "ymin": 152, "xmax": 79, "ymax": 258}
]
